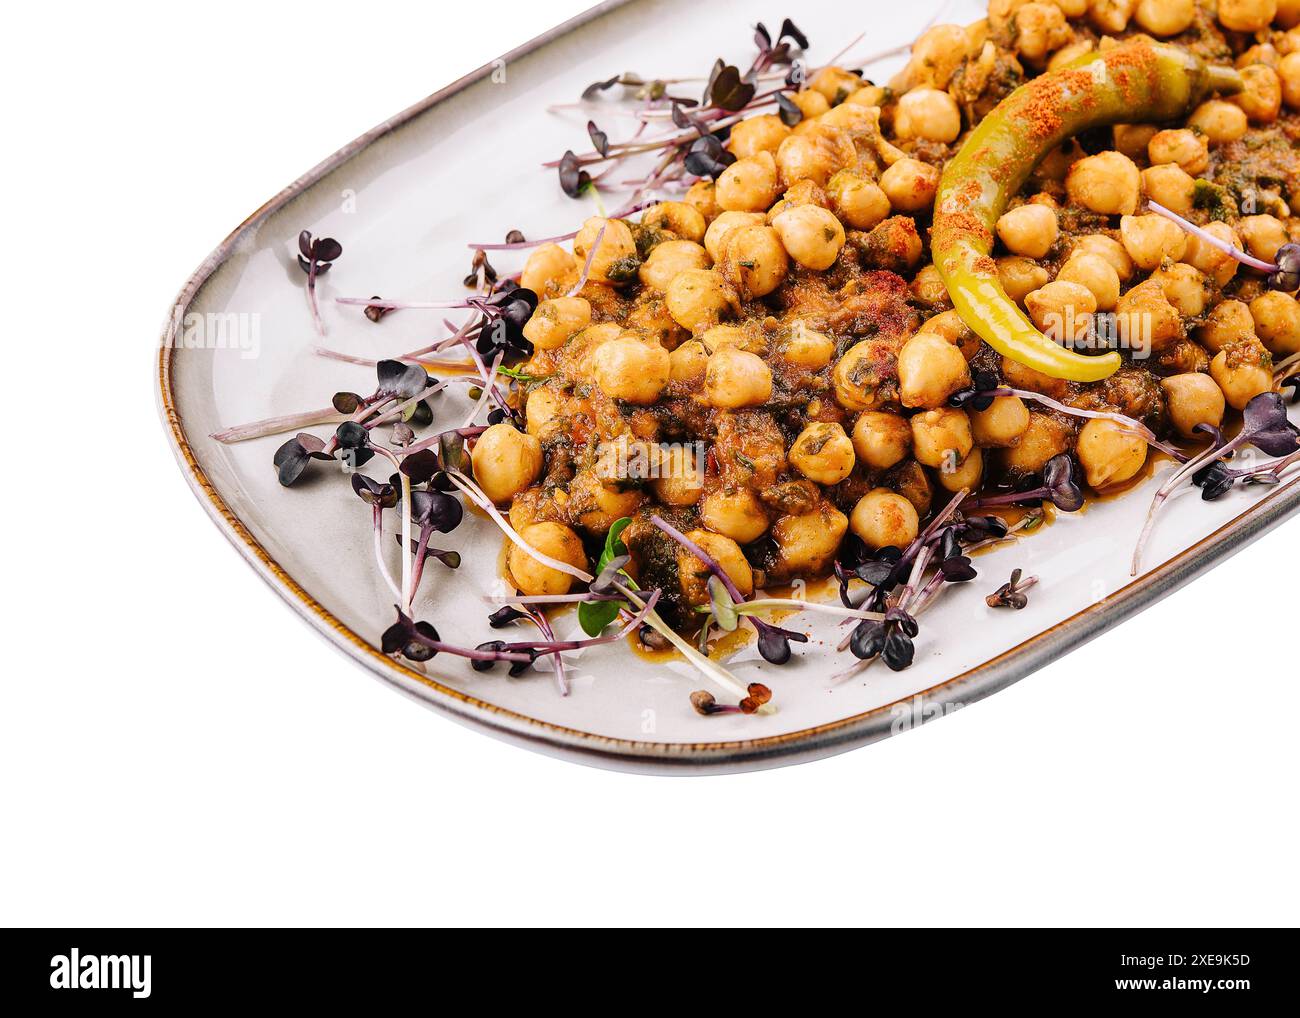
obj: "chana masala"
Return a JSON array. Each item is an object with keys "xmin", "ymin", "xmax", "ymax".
[{"xmin": 218, "ymin": 0, "xmax": 1300, "ymax": 714}]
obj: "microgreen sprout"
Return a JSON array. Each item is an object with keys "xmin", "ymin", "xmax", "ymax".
[
  {"xmin": 649, "ymin": 514, "xmax": 807, "ymax": 664},
  {"xmin": 966, "ymin": 454, "xmax": 1085, "ymax": 513},
  {"xmin": 690, "ymin": 683, "xmax": 772, "ymax": 717},
  {"xmin": 986, "ymin": 569, "xmax": 1038, "ymax": 610},
  {"xmin": 1132, "ymin": 392, "xmax": 1300, "ymax": 575},
  {"xmin": 1147, "ymin": 201, "xmax": 1300, "ymax": 291},
  {"xmin": 297, "ymin": 231, "xmax": 342, "ymax": 336}
]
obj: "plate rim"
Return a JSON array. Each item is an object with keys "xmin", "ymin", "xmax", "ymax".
[{"xmin": 156, "ymin": 0, "xmax": 1300, "ymax": 773}]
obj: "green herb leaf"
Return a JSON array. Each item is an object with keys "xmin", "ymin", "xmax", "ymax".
[
  {"xmin": 578, "ymin": 517, "xmax": 637, "ymax": 636},
  {"xmin": 707, "ymin": 576, "xmax": 739, "ymax": 632}
]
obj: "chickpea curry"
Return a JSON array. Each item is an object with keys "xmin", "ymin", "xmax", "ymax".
[
  {"xmin": 228, "ymin": 0, "xmax": 1300, "ymax": 709},
  {"xmin": 476, "ymin": 0, "xmax": 1300, "ymax": 640}
]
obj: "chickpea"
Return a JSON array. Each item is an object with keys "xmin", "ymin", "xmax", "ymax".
[
  {"xmin": 677, "ymin": 531, "xmax": 753, "ymax": 607},
  {"xmin": 1161, "ymin": 373, "xmax": 1226, "ymax": 438},
  {"xmin": 1238, "ymin": 215, "xmax": 1289, "ymax": 264},
  {"xmin": 683, "ymin": 180, "xmax": 721, "ymax": 223},
  {"xmin": 1140, "ymin": 163, "xmax": 1196, "ymax": 217},
  {"xmin": 1070, "ymin": 234, "xmax": 1135, "ymax": 282},
  {"xmin": 1076, "ymin": 419, "xmax": 1148, "ymax": 490},
  {"xmin": 665, "ymin": 268, "xmax": 738, "ymax": 331},
  {"xmin": 789, "ymin": 422, "xmax": 856, "ymax": 484},
  {"xmin": 1233, "ymin": 64, "xmax": 1282, "ymax": 124},
  {"xmin": 521, "ymin": 296, "xmax": 591, "ymax": 351},
  {"xmin": 910, "ymin": 408, "xmax": 974, "ymax": 470},
  {"xmin": 1001, "ymin": 412, "xmax": 1073, "ymax": 474},
  {"xmin": 771, "ymin": 204, "xmax": 845, "ymax": 271},
  {"xmin": 897, "ymin": 332, "xmax": 972, "ymax": 409},
  {"xmin": 519, "ymin": 242, "xmax": 578, "ymax": 296},
  {"xmin": 1002, "ymin": 354, "xmax": 1069, "ymax": 399},
  {"xmin": 524, "ymin": 385, "xmax": 563, "ymax": 440},
  {"xmin": 1089, "ymin": 0, "xmax": 1139, "ymax": 34},
  {"xmin": 1238, "ymin": 44, "xmax": 1279, "ymax": 68},
  {"xmin": 1196, "ymin": 300, "xmax": 1256, "ymax": 354},
  {"xmin": 700, "ymin": 488, "xmax": 770, "ymax": 543},
  {"xmin": 650, "ymin": 447, "xmax": 705, "ymax": 506},
  {"xmin": 1151, "ymin": 262, "xmax": 1209, "ymax": 317},
  {"xmin": 1117, "ymin": 279, "xmax": 1183, "ymax": 355},
  {"xmin": 719, "ymin": 224, "xmax": 789, "ymax": 299},
  {"xmin": 1012, "ymin": 2, "xmax": 1073, "ymax": 64},
  {"xmin": 998, "ymin": 256, "xmax": 1051, "ymax": 305},
  {"xmin": 1210, "ymin": 343, "xmax": 1274, "ymax": 410},
  {"xmin": 880, "ymin": 158, "xmax": 941, "ymax": 213},
  {"xmin": 668, "ymin": 338, "xmax": 709, "ymax": 383},
  {"xmin": 573, "ymin": 217, "xmax": 638, "ymax": 284},
  {"xmin": 788, "ymin": 89, "xmax": 831, "ymax": 119},
  {"xmin": 705, "ymin": 347, "xmax": 772, "ymax": 408},
  {"xmin": 703, "ymin": 210, "xmax": 764, "ymax": 262},
  {"xmin": 1119, "ymin": 213, "xmax": 1187, "ymax": 271},
  {"xmin": 508, "ymin": 522, "xmax": 587, "ymax": 597},
  {"xmin": 715, "ymin": 151, "xmax": 781, "ymax": 213},
  {"xmin": 779, "ymin": 324, "xmax": 836, "ymax": 369},
  {"xmin": 810, "ymin": 66, "xmax": 862, "ymax": 104},
  {"xmin": 1187, "ymin": 100, "xmax": 1248, "ymax": 143},
  {"xmin": 775, "ymin": 126, "xmax": 854, "ymax": 187},
  {"xmin": 850, "ymin": 489, "xmax": 920, "ymax": 551},
  {"xmin": 912, "ymin": 264, "xmax": 951, "ymax": 307},
  {"xmin": 846, "ymin": 83, "xmax": 891, "ymax": 107},
  {"xmin": 833, "ymin": 339, "xmax": 891, "ymax": 410},
  {"xmin": 1049, "ymin": 39, "xmax": 1096, "ymax": 72},
  {"xmin": 1280, "ymin": 52, "xmax": 1300, "ymax": 109},
  {"xmin": 1181, "ymin": 220, "xmax": 1243, "ymax": 287},
  {"xmin": 641, "ymin": 201, "xmax": 707, "ymax": 244},
  {"xmin": 1058, "ymin": 253, "xmax": 1121, "ymax": 312},
  {"xmin": 971, "ymin": 395, "xmax": 1031, "ymax": 447},
  {"xmin": 1134, "ymin": 0, "xmax": 1195, "ymax": 34},
  {"xmin": 936, "ymin": 446, "xmax": 984, "ymax": 492},
  {"xmin": 826, "ymin": 170, "xmax": 891, "ymax": 230},
  {"xmin": 1218, "ymin": 0, "xmax": 1278, "ymax": 33},
  {"xmin": 900, "ymin": 23, "xmax": 974, "ymax": 89},
  {"xmin": 919, "ymin": 309, "xmax": 976, "ymax": 350},
  {"xmin": 1066, "ymin": 151, "xmax": 1140, "ymax": 215},
  {"xmin": 471, "ymin": 423, "xmax": 544, "ymax": 504},
  {"xmin": 1113, "ymin": 123, "xmax": 1159, "ymax": 161},
  {"xmin": 728, "ymin": 114, "xmax": 792, "ymax": 159},
  {"xmin": 864, "ymin": 216, "xmax": 924, "ymax": 270},
  {"xmin": 852, "ymin": 411, "xmax": 913, "ymax": 469},
  {"xmin": 567, "ymin": 470, "xmax": 641, "ymax": 534},
  {"xmin": 1025, "ymin": 280, "xmax": 1097, "ymax": 344},
  {"xmin": 699, "ymin": 324, "xmax": 757, "ymax": 355},
  {"xmin": 895, "ymin": 88, "xmax": 963, "ymax": 142},
  {"xmin": 637, "ymin": 240, "xmax": 710, "ymax": 293},
  {"xmin": 591, "ymin": 335, "xmax": 670, "ymax": 404},
  {"xmin": 768, "ymin": 503, "xmax": 849, "ymax": 579},
  {"xmin": 1249, "ymin": 291, "xmax": 1300, "ymax": 356},
  {"xmin": 994, "ymin": 203, "xmax": 1059, "ymax": 259}
]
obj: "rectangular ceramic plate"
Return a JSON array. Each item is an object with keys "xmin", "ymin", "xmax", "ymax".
[{"xmin": 158, "ymin": 0, "xmax": 1300, "ymax": 772}]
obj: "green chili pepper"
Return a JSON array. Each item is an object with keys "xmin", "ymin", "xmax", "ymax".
[{"xmin": 931, "ymin": 41, "xmax": 1241, "ymax": 383}]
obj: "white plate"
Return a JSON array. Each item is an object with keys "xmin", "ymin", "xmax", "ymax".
[{"xmin": 158, "ymin": 0, "xmax": 1300, "ymax": 772}]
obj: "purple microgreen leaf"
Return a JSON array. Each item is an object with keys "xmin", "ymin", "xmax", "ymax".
[
  {"xmin": 587, "ymin": 120, "xmax": 609, "ymax": 158},
  {"xmin": 558, "ymin": 150, "xmax": 593, "ymax": 198},
  {"xmin": 1241, "ymin": 392, "xmax": 1300, "ymax": 457}
]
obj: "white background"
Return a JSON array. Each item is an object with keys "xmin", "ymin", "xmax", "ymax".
[{"xmin": 1, "ymin": 0, "xmax": 1296, "ymax": 927}]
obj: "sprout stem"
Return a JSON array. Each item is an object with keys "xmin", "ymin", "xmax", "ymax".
[
  {"xmin": 372, "ymin": 505, "xmax": 403, "ymax": 602},
  {"xmin": 1147, "ymin": 200, "xmax": 1277, "ymax": 273},
  {"xmin": 210, "ymin": 406, "xmax": 346, "ymax": 444},
  {"xmin": 447, "ymin": 471, "xmax": 594, "ymax": 583}
]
